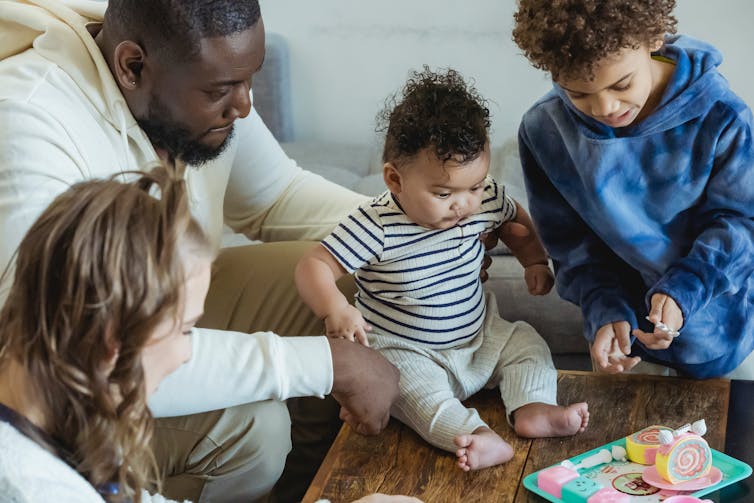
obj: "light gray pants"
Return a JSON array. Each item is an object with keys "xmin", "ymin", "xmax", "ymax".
[{"xmin": 371, "ymin": 292, "xmax": 557, "ymax": 452}]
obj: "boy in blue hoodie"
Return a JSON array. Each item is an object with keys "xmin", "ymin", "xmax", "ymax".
[{"xmin": 512, "ymin": 0, "xmax": 754, "ymax": 379}]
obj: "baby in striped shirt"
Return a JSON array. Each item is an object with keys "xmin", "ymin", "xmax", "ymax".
[{"xmin": 296, "ymin": 68, "xmax": 588, "ymax": 471}]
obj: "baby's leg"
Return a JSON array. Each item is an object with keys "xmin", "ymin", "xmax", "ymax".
[
  {"xmin": 385, "ymin": 349, "xmax": 513, "ymax": 470},
  {"xmin": 493, "ymin": 320, "xmax": 589, "ymax": 438}
]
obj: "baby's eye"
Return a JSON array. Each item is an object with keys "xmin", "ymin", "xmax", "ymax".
[
  {"xmin": 567, "ymin": 92, "xmax": 587, "ymax": 100},
  {"xmin": 613, "ymin": 83, "xmax": 631, "ymax": 91},
  {"xmin": 435, "ymin": 193, "xmax": 450, "ymax": 199},
  {"xmin": 470, "ymin": 186, "xmax": 482, "ymax": 192}
]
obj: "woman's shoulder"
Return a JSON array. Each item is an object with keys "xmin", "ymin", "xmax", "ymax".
[{"xmin": 0, "ymin": 422, "xmax": 105, "ymax": 501}]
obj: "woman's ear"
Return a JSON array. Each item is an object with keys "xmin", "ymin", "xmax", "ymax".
[{"xmin": 383, "ymin": 163, "xmax": 403, "ymax": 194}]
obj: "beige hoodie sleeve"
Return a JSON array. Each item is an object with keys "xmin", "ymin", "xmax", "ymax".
[
  {"xmin": 222, "ymin": 107, "xmax": 369, "ymax": 242},
  {"xmin": 0, "ymin": 99, "xmax": 90, "ymax": 304}
]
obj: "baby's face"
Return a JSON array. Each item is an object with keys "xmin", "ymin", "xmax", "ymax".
[
  {"xmin": 557, "ymin": 41, "xmax": 668, "ymax": 128},
  {"xmin": 386, "ymin": 146, "xmax": 490, "ymax": 230}
]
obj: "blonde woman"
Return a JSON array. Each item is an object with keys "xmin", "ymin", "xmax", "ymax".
[{"xmin": 0, "ymin": 170, "xmax": 212, "ymax": 502}]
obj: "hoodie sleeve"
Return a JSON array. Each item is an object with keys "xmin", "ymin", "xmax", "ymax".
[
  {"xmin": 0, "ymin": 100, "xmax": 90, "ymax": 304},
  {"xmin": 223, "ymin": 108, "xmax": 368, "ymax": 242},
  {"xmin": 148, "ymin": 329, "xmax": 333, "ymax": 417},
  {"xmin": 648, "ymin": 111, "xmax": 754, "ymax": 322},
  {"xmin": 519, "ymin": 125, "xmax": 638, "ymax": 342}
]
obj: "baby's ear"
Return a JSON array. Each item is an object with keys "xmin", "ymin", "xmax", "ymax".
[
  {"xmin": 383, "ymin": 163, "xmax": 403, "ymax": 193},
  {"xmin": 650, "ymin": 38, "xmax": 665, "ymax": 52}
]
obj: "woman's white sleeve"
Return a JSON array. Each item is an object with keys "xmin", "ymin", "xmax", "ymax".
[{"xmin": 148, "ymin": 328, "xmax": 334, "ymax": 418}]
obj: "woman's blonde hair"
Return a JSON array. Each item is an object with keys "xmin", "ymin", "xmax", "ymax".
[{"xmin": 0, "ymin": 167, "xmax": 210, "ymax": 501}]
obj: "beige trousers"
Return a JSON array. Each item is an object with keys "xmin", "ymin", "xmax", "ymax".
[{"xmin": 152, "ymin": 241, "xmax": 355, "ymax": 503}]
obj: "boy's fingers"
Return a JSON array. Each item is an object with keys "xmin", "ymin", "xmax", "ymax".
[
  {"xmin": 592, "ymin": 337, "xmax": 611, "ymax": 368},
  {"xmin": 633, "ymin": 328, "xmax": 673, "ymax": 349},
  {"xmin": 648, "ymin": 295, "xmax": 666, "ymax": 323},
  {"xmin": 621, "ymin": 356, "xmax": 642, "ymax": 372},
  {"xmin": 614, "ymin": 323, "xmax": 632, "ymax": 354}
]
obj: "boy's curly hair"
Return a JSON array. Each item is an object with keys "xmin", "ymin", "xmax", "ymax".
[
  {"xmin": 512, "ymin": 0, "xmax": 677, "ymax": 81},
  {"xmin": 377, "ymin": 67, "xmax": 490, "ymax": 167}
]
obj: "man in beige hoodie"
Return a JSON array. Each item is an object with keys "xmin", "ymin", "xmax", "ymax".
[{"xmin": 0, "ymin": 0, "xmax": 399, "ymax": 501}]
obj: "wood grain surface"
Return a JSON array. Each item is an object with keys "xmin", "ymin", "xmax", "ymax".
[{"xmin": 303, "ymin": 371, "xmax": 731, "ymax": 503}]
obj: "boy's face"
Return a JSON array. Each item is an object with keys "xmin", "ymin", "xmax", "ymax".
[
  {"xmin": 557, "ymin": 41, "xmax": 668, "ymax": 128},
  {"xmin": 384, "ymin": 146, "xmax": 490, "ymax": 230}
]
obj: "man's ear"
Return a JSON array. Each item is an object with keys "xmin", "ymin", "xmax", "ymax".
[
  {"xmin": 112, "ymin": 40, "xmax": 147, "ymax": 92},
  {"xmin": 383, "ymin": 163, "xmax": 403, "ymax": 194}
]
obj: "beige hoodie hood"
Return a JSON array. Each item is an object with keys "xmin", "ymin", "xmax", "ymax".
[{"xmin": 0, "ymin": 0, "xmax": 141, "ymax": 136}]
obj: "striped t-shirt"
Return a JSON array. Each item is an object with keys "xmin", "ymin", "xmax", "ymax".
[{"xmin": 322, "ymin": 177, "xmax": 516, "ymax": 349}]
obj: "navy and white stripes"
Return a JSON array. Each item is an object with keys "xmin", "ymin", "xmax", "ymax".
[{"xmin": 323, "ymin": 178, "xmax": 516, "ymax": 349}]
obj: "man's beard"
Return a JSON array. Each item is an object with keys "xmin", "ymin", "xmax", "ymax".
[{"xmin": 136, "ymin": 94, "xmax": 234, "ymax": 166}]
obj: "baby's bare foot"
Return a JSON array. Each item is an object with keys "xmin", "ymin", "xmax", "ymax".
[
  {"xmin": 512, "ymin": 402, "xmax": 589, "ymax": 438},
  {"xmin": 453, "ymin": 427, "xmax": 514, "ymax": 471}
]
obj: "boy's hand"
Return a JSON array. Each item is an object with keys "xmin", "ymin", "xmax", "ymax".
[
  {"xmin": 632, "ymin": 293, "xmax": 684, "ymax": 350},
  {"xmin": 591, "ymin": 321, "xmax": 641, "ymax": 373},
  {"xmin": 325, "ymin": 305, "xmax": 372, "ymax": 346},
  {"xmin": 524, "ymin": 263, "xmax": 554, "ymax": 295}
]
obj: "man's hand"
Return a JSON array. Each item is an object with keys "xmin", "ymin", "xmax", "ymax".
[
  {"xmin": 325, "ymin": 305, "xmax": 371, "ymax": 346},
  {"xmin": 633, "ymin": 293, "xmax": 684, "ymax": 350},
  {"xmin": 524, "ymin": 263, "xmax": 554, "ymax": 295},
  {"xmin": 591, "ymin": 321, "xmax": 641, "ymax": 373},
  {"xmin": 328, "ymin": 338, "xmax": 399, "ymax": 435}
]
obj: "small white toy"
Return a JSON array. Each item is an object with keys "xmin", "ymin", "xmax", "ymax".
[
  {"xmin": 561, "ymin": 447, "xmax": 626, "ymax": 472},
  {"xmin": 645, "ymin": 316, "xmax": 680, "ymax": 338},
  {"xmin": 611, "ymin": 445, "xmax": 627, "ymax": 462}
]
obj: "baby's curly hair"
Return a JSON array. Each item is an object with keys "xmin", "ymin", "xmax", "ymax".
[
  {"xmin": 377, "ymin": 67, "xmax": 490, "ymax": 167},
  {"xmin": 512, "ymin": 0, "xmax": 677, "ymax": 81}
]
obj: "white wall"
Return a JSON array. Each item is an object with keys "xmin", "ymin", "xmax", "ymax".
[{"xmin": 260, "ymin": 0, "xmax": 754, "ymax": 147}]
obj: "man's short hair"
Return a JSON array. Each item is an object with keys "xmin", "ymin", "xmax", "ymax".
[{"xmin": 105, "ymin": 0, "xmax": 261, "ymax": 61}]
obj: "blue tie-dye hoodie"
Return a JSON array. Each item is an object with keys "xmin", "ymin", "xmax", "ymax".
[{"xmin": 518, "ymin": 35, "xmax": 754, "ymax": 378}]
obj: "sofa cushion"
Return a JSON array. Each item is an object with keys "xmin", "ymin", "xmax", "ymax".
[{"xmin": 486, "ymin": 257, "xmax": 587, "ymax": 357}]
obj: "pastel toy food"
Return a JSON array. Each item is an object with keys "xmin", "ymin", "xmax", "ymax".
[
  {"xmin": 537, "ymin": 465, "xmax": 579, "ymax": 499},
  {"xmin": 626, "ymin": 425, "xmax": 674, "ymax": 465},
  {"xmin": 655, "ymin": 432, "xmax": 712, "ymax": 484},
  {"xmin": 587, "ymin": 488, "xmax": 630, "ymax": 502},
  {"xmin": 561, "ymin": 476, "xmax": 603, "ymax": 502}
]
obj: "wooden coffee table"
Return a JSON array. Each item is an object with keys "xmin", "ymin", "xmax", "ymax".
[{"xmin": 303, "ymin": 371, "xmax": 753, "ymax": 502}]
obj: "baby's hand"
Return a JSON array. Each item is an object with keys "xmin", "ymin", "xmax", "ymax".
[
  {"xmin": 632, "ymin": 293, "xmax": 684, "ymax": 350},
  {"xmin": 524, "ymin": 263, "xmax": 554, "ymax": 295},
  {"xmin": 325, "ymin": 305, "xmax": 372, "ymax": 346},
  {"xmin": 591, "ymin": 321, "xmax": 641, "ymax": 374}
]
